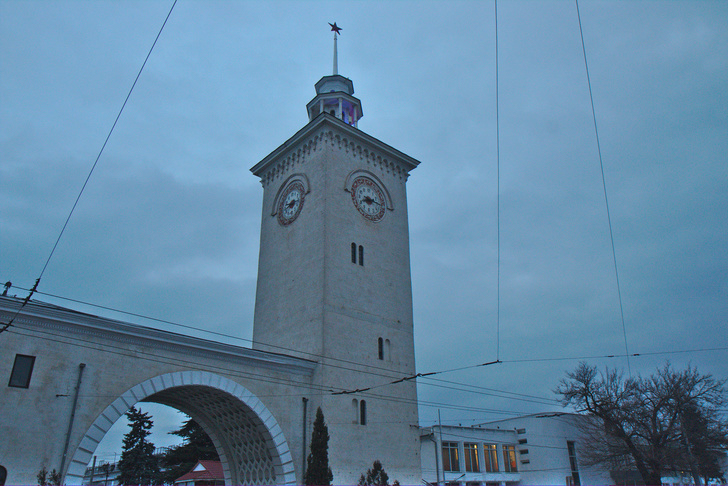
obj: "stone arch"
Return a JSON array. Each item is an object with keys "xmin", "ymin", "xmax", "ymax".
[{"xmin": 65, "ymin": 371, "xmax": 296, "ymax": 485}]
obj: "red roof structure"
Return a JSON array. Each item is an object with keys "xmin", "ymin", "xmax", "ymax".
[{"xmin": 173, "ymin": 460, "xmax": 224, "ymax": 486}]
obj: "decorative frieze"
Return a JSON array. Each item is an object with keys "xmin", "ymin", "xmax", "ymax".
[{"xmin": 258, "ymin": 125, "xmax": 412, "ymax": 187}]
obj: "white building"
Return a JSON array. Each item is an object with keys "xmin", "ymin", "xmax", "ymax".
[{"xmin": 421, "ymin": 413, "xmax": 613, "ymax": 486}]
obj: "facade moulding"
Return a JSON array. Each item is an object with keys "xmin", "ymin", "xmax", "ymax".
[
  {"xmin": 0, "ymin": 296, "xmax": 316, "ymax": 377},
  {"xmin": 251, "ymin": 113, "xmax": 420, "ymax": 186}
]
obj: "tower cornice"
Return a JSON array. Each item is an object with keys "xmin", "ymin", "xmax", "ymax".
[{"xmin": 250, "ymin": 113, "xmax": 420, "ymax": 187}]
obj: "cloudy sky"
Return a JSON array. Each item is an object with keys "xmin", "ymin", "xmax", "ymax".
[{"xmin": 2, "ymin": 0, "xmax": 727, "ymax": 463}]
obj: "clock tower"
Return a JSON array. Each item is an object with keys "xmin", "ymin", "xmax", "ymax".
[{"xmin": 250, "ymin": 31, "xmax": 421, "ymax": 484}]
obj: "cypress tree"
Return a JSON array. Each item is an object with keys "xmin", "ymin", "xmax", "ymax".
[
  {"xmin": 304, "ymin": 407, "xmax": 333, "ymax": 485},
  {"xmin": 358, "ymin": 460, "xmax": 390, "ymax": 485}
]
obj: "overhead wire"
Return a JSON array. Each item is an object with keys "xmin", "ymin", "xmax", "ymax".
[
  {"xmin": 574, "ymin": 0, "xmax": 631, "ymax": 375},
  {"xmin": 5, "ymin": 323, "xmax": 543, "ymax": 420},
  {"xmin": 4, "ymin": 285, "xmax": 429, "ymax": 380},
  {"xmin": 494, "ymin": 0, "xmax": 502, "ymax": 364},
  {"xmin": 0, "ymin": 0, "xmax": 178, "ymax": 335},
  {"xmin": 3, "ymin": 289, "xmax": 725, "ymax": 404},
  {"xmin": 2, "ymin": 292, "xmax": 728, "ymax": 414}
]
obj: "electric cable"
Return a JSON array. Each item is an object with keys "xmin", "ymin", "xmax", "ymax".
[
  {"xmin": 494, "ymin": 0, "xmax": 501, "ymax": 364},
  {"xmin": 3, "ymin": 291, "xmax": 725, "ymax": 401},
  {"xmin": 574, "ymin": 0, "xmax": 631, "ymax": 375},
  {"xmin": 1, "ymin": 286, "xmax": 426, "ymax": 384},
  {"xmin": 0, "ymin": 0, "xmax": 178, "ymax": 335}
]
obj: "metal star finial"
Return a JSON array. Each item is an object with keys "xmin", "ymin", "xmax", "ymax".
[{"xmin": 329, "ymin": 22, "xmax": 342, "ymax": 35}]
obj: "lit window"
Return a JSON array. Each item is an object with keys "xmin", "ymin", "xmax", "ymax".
[
  {"xmin": 360, "ymin": 400, "xmax": 367, "ymax": 425},
  {"xmin": 503, "ymin": 445, "xmax": 517, "ymax": 473},
  {"xmin": 567, "ymin": 441, "xmax": 581, "ymax": 485},
  {"xmin": 442, "ymin": 442, "xmax": 460, "ymax": 472},
  {"xmin": 464, "ymin": 443, "xmax": 479, "ymax": 472},
  {"xmin": 484, "ymin": 444, "xmax": 498, "ymax": 472},
  {"xmin": 8, "ymin": 354, "xmax": 35, "ymax": 388}
]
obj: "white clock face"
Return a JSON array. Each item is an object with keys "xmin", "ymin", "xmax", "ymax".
[
  {"xmin": 277, "ymin": 181, "xmax": 305, "ymax": 226},
  {"xmin": 351, "ymin": 177, "xmax": 386, "ymax": 222}
]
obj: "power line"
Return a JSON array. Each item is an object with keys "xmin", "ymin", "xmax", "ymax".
[
  {"xmin": 574, "ymin": 0, "xmax": 631, "ymax": 375},
  {"xmin": 0, "ymin": 0, "xmax": 179, "ymax": 336},
  {"xmin": 2, "ymin": 286, "xmax": 420, "ymax": 380},
  {"xmin": 494, "ymin": 0, "xmax": 501, "ymax": 364},
  {"xmin": 3, "ymin": 289, "xmax": 725, "ymax": 404}
]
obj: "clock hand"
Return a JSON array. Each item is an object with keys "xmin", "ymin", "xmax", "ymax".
[
  {"xmin": 286, "ymin": 199, "xmax": 298, "ymax": 209},
  {"xmin": 363, "ymin": 196, "xmax": 381, "ymax": 206}
]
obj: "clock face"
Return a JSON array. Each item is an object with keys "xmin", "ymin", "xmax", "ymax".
[
  {"xmin": 351, "ymin": 177, "xmax": 386, "ymax": 222},
  {"xmin": 277, "ymin": 181, "xmax": 305, "ymax": 226}
]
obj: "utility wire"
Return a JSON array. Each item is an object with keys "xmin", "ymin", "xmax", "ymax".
[
  {"xmin": 6, "ymin": 325, "xmax": 543, "ymax": 418},
  {"xmin": 3, "ymin": 285, "xmax": 421, "ymax": 380},
  {"xmin": 0, "ymin": 0, "xmax": 178, "ymax": 335},
  {"xmin": 574, "ymin": 0, "xmax": 631, "ymax": 375},
  {"xmin": 5, "ymin": 299, "xmax": 725, "ymax": 428},
  {"xmin": 494, "ymin": 0, "xmax": 502, "ymax": 363},
  {"xmin": 4, "ymin": 289, "xmax": 725, "ymax": 386}
]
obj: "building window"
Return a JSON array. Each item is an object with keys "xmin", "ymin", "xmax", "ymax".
[
  {"xmin": 567, "ymin": 441, "xmax": 581, "ymax": 485},
  {"xmin": 8, "ymin": 354, "xmax": 35, "ymax": 388},
  {"xmin": 464, "ymin": 443, "xmax": 480, "ymax": 472},
  {"xmin": 351, "ymin": 243, "xmax": 364, "ymax": 266},
  {"xmin": 442, "ymin": 442, "xmax": 460, "ymax": 472},
  {"xmin": 378, "ymin": 338, "xmax": 384, "ymax": 360},
  {"xmin": 503, "ymin": 445, "xmax": 517, "ymax": 473},
  {"xmin": 359, "ymin": 400, "xmax": 367, "ymax": 425},
  {"xmin": 484, "ymin": 444, "xmax": 498, "ymax": 472},
  {"xmin": 352, "ymin": 399, "xmax": 359, "ymax": 423}
]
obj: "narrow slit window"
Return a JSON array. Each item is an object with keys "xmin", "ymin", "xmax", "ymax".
[
  {"xmin": 358, "ymin": 245, "xmax": 364, "ymax": 266},
  {"xmin": 360, "ymin": 400, "xmax": 367, "ymax": 425},
  {"xmin": 378, "ymin": 338, "xmax": 384, "ymax": 360},
  {"xmin": 351, "ymin": 243, "xmax": 357, "ymax": 263},
  {"xmin": 8, "ymin": 354, "xmax": 35, "ymax": 388}
]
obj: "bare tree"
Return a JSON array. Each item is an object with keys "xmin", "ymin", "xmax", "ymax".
[{"xmin": 556, "ymin": 362, "xmax": 727, "ymax": 485}]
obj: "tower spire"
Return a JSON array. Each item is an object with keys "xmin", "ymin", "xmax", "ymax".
[
  {"xmin": 329, "ymin": 22, "xmax": 342, "ymax": 75},
  {"xmin": 333, "ymin": 33, "xmax": 338, "ymax": 75},
  {"xmin": 307, "ymin": 22, "xmax": 362, "ymax": 127}
]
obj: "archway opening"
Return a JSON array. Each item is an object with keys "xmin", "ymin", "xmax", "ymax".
[
  {"xmin": 84, "ymin": 402, "xmax": 185, "ymax": 484},
  {"xmin": 66, "ymin": 372, "xmax": 295, "ymax": 486}
]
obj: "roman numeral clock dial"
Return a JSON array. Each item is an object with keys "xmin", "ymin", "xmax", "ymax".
[{"xmin": 351, "ymin": 176, "xmax": 386, "ymax": 222}]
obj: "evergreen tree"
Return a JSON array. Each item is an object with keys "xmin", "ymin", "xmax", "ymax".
[
  {"xmin": 159, "ymin": 417, "xmax": 219, "ymax": 484},
  {"xmin": 303, "ymin": 407, "xmax": 333, "ymax": 486},
  {"xmin": 36, "ymin": 467, "xmax": 61, "ymax": 486},
  {"xmin": 117, "ymin": 406, "xmax": 160, "ymax": 485},
  {"xmin": 358, "ymin": 460, "xmax": 390, "ymax": 486}
]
